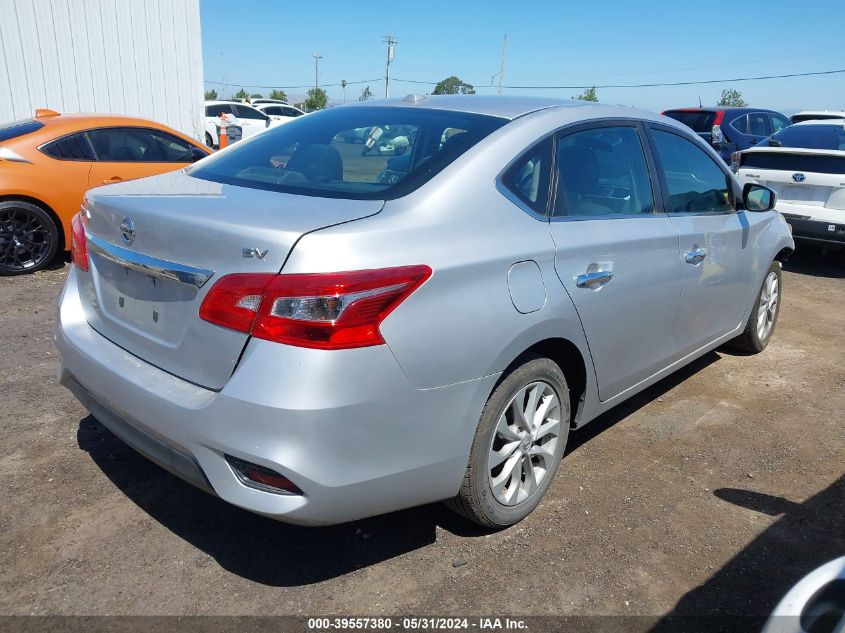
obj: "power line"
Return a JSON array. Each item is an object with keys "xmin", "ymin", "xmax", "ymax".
[
  {"xmin": 393, "ymin": 67, "xmax": 845, "ymax": 90},
  {"xmin": 203, "ymin": 78, "xmax": 381, "ymax": 90}
]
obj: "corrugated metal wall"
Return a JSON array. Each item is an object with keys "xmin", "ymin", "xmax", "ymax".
[{"xmin": 0, "ymin": 0, "xmax": 205, "ymax": 140}]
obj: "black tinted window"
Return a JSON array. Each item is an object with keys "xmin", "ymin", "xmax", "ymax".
[
  {"xmin": 263, "ymin": 106, "xmax": 283, "ymax": 116},
  {"xmin": 190, "ymin": 107, "xmax": 507, "ymax": 200},
  {"xmin": 732, "ymin": 115, "xmax": 748, "ymax": 134},
  {"xmin": 651, "ymin": 130, "xmax": 731, "ymax": 214},
  {"xmin": 88, "ymin": 127, "xmax": 194, "ymax": 162},
  {"xmin": 41, "ymin": 133, "xmax": 94, "ymax": 160},
  {"xmin": 206, "ymin": 104, "xmax": 231, "ymax": 117},
  {"xmin": 741, "ymin": 152, "xmax": 845, "ymax": 174},
  {"xmin": 663, "ymin": 110, "xmax": 717, "ymax": 133},
  {"xmin": 502, "ymin": 138, "xmax": 552, "ymax": 212},
  {"xmin": 748, "ymin": 113, "xmax": 771, "ymax": 136},
  {"xmin": 770, "ymin": 114, "xmax": 791, "ymax": 133},
  {"xmin": 759, "ymin": 124, "xmax": 845, "ymax": 151},
  {"xmin": 284, "ymin": 107, "xmax": 303, "ymax": 117},
  {"xmin": 554, "ymin": 126, "xmax": 654, "ymax": 217},
  {"xmin": 234, "ymin": 105, "xmax": 267, "ymax": 120},
  {"xmin": 0, "ymin": 119, "xmax": 44, "ymax": 142}
]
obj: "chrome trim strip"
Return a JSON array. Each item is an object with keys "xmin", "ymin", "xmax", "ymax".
[{"xmin": 86, "ymin": 233, "xmax": 215, "ymax": 288}]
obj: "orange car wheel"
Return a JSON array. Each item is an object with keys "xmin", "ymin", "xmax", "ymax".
[{"xmin": 0, "ymin": 200, "xmax": 59, "ymax": 275}]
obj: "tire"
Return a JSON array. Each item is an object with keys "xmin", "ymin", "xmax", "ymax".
[
  {"xmin": 205, "ymin": 132, "xmax": 215, "ymax": 149},
  {"xmin": 727, "ymin": 261, "xmax": 782, "ymax": 353},
  {"xmin": 445, "ymin": 355, "xmax": 570, "ymax": 528},
  {"xmin": 0, "ymin": 200, "xmax": 59, "ymax": 276}
]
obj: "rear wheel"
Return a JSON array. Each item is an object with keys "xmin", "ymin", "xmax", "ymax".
[
  {"xmin": 446, "ymin": 355, "xmax": 570, "ymax": 528},
  {"xmin": 727, "ymin": 261, "xmax": 782, "ymax": 353},
  {"xmin": 205, "ymin": 132, "xmax": 215, "ymax": 149},
  {"xmin": 0, "ymin": 200, "xmax": 59, "ymax": 275}
]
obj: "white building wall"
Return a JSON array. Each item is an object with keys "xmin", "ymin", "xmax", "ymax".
[{"xmin": 0, "ymin": 0, "xmax": 204, "ymax": 141}]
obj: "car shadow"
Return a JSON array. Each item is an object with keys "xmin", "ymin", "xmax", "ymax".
[
  {"xmin": 565, "ymin": 351, "xmax": 720, "ymax": 455},
  {"xmin": 650, "ymin": 475, "xmax": 845, "ymax": 633},
  {"xmin": 76, "ymin": 352, "xmax": 722, "ymax": 587},
  {"xmin": 783, "ymin": 245, "xmax": 845, "ymax": 279},
  {"xmin": 76, "ymin": 415, "xmax": 488, "ymax": 587}
]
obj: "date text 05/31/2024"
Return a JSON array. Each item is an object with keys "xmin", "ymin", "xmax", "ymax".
[{"xmin": 307, "ymin": 617, "xmax": 528, "ymax": 630}]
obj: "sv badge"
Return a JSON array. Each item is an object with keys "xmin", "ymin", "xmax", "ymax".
[{"xmin": 242, "ymin": 248, "xmax": 269, "ymax": 259}]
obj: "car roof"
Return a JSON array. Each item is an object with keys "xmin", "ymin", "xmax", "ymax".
[
  {"xmin": 792, "ymin": 110, "xmax": 845, "ymax": 116},
  {"xmin": 31, "ymin": 111, "xmax": 189, "ymax": 133},
  {"xmin": 340, "ymin": 94, "xmax": 639, "ymax": 120},
  {"xmin": 663, "ymin": 106, "xmax": 776, "ymax": 114}
]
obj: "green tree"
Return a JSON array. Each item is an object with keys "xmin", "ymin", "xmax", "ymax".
[
  {"xmin": 718, "ymin": 88, "xmax": 747, "ymax": 107},
  {"xmin": 359, "ymin": 85, "xmax": 373, "ymax": 102},
  {"xmin": 432, "ymin": 76, "xmax": 475, "ymax": 95},
  {"xmin": 233, "ymin": 88, "xmax": 249, "ymax": 100},
  {"xmin": 249, "ymin": 93, "xmax": 263, "ymax": 99},
  {"xmin": 572, "ymin": 86, "xmax": 598, "ymax": 102},
  {"xmin": 305, "ymin": 87, "xmax": 328, "ymax": 111},
  {"xmin": 269, "ymin": 89, "xmax": 288, "ymax": 102},
  {"xmin": 204, "ymin": 88, "xmax": 218, "ymax": 100}
]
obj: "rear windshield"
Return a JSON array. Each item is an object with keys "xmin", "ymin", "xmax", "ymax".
[
  {"xmin": 0, "ymin": 119, "xmax": 44, "ymax": 142},
  {"xmin": 663, "ymin": 110, "xmax": 718, "ymax": 133},
  {"xmin": 741, "ymin": 152, "xmax": 845, "ymax": 174},
  {"xmin": 790, "ymin": 114, "xmax": 845, "ymax": 123},
  {"xmin": 190, "ymin": 106, "xmax": 508, "ymax": 200},
  {"xmin": 757, "ymin": 125, "xmax": 845, "ymax": 151}
]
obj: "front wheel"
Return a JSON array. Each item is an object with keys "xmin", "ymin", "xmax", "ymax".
[
  {"xmin": 727, "ymin": 261, "xmax": 782, "ymax": 353},
  {"xmin": 0, "ymin": 200, "xmax": 59, "ymax": 275},
  {"xmin": 445, "ymin": 355, "xmax": 570, "ymax": 528}
]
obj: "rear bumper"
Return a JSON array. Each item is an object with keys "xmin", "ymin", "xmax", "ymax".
[
  {"xmin": 780, "ymin": 211, "xmax": 845, "ymax": 246},
  {"xmin": 55, "ymin": 266, "xmax": 496, "ymax": 525}
]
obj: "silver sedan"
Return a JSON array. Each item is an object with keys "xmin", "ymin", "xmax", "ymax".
[{"xmin": 55, "ymin": 95, "xmax": 794, "ymax": 527}]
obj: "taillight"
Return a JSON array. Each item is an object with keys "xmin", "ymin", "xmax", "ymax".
[
  {"xmin": 199, "ymin": 265, "xmax": 432, "ymax": 350},
  {"xmin": 70, "ymin": 212, "xmax": 89, "ymax": 272},
  {"xmin": 711, "ymin": 111, "xmax": 725, "ymax": 145}
]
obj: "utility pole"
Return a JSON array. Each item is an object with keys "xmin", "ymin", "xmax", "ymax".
[
  {"xmin": 313, "ymin": 53, "xmax": 323, "ymax": 89},
  {"xmin": 497, "ymin": 34, "xmax": 508, "ymax": 95},
  {"xmin": 220, "ymin": 52, "xmax": 226, "ymax": 98},
  {"xmin": 383, "ymin": 35, "xmax": 396, "ymax": 98}
]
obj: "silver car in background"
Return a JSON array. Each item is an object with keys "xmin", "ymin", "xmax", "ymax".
[{"xmin": 55, "ymin": 96, "xmax": 794, "ymax": 527}]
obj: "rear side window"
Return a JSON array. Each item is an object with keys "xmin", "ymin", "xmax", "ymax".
[
  {"xmin": 651, "ymin": 129, "xmax": 731, "ymax": 214},
  {"xmin": 770, "ymin": 114, "xmax": 791, "ymax": 133},
  {"xmin": 284, "ymin": 107, "xmax": 303, "ymax": 117},
  {"xmin": 732, "ymin": 115, "xmax": 748, "ymax": 134},
  {"xmin": 263, "ymin": 106, "xmax": 283, "ymax": 116},
  {"xmin": 748, "ymin": 113, "xmax": 771, "ymax": 136},
  {"xmin": 501, "ymin": 137, "xmax": 552, "ymax": 212},
  {"xmin": 190, "ymin": 106, "xmax": 507, "ymax": 200},
  {"xmin": 554, "ymin": 126, "xmax": 654, "ymax": 217},
  {"xmin": 0, "ymin": 119, "xmax": 44, "ymax": 142},
  {"xmin": 41, "ymin": 133, "xmax": 94, "ymax": 160},
  {"xmin": 759, "ymin": 124, "xmax": 845, "ymax": 151},
  {"xmin": 206, "ymin": 104, "xmax": 231, "ymax": 117},
  {"xmin": 663, "ymin": 110, "xmax": 717, "ymax": 133},
  {"xmin": 741, "ymin": 152, "xmax": 845, "ymax": 174}
]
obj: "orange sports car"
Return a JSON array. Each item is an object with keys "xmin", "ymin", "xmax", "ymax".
[{"xmin": 0, "ymin": 109, "xmax": 211, "ymax": 275}]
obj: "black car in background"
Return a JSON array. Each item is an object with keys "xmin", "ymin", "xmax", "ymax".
[{"xmin": 663, "ymin": 107, "xmax": 792, "ymax": 163}]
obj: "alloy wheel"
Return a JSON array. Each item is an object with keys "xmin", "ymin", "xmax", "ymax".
[
  {"xmin": 0, "ymin": 207, "xmax": 52, "ymax": 272},
  {"xmin": 757, "ymin": 270, "xmax": 779, "ymax": 341},
  {"xmin": 488, "ymin": 381, "xmax": 562, "ymax": 506}
]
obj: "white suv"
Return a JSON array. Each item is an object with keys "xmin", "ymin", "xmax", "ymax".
[
  {"xmin": 204, "ymin": 101, "xmax": 281, "ymax": 148},
  {"xmin": 736, "ymin": 120, "xmax": 845, "ymax": 248}
]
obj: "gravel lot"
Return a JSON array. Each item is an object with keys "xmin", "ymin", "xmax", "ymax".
[{"xmin": 1, "ymin": 248, "xmax": 843, "ymax": 627}]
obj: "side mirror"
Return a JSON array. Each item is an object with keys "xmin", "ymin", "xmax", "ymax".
[
  {"xmin": 743, "ymin": 183, "xmax": 777, "ymax": 212},
  {"xmin": 191, "ymin": 146, "xmax": 208, "ymax": 162}
]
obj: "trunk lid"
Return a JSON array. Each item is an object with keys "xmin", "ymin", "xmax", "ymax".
[
  {"xmin": 79, "ymin": 170, "xmax": 383, "ymax": 390},
  {"xmin": 739, "ymin": 148, "xmax": 845, "ymax": 210}
]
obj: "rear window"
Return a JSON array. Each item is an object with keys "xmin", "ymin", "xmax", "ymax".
[
  {"xmin": 741, "ymin": 152, "xmax": 845, "ymax": 174},
  {"xmin": 663, "ymin": 110, "xmax": 718, "ymax": 133},
  {"xmin": 758, "ymin": 125, "xmax": 845, "ymax": 151},
  {"xmin": 190, "ymin": 106, "xmax": 508, "ymax": 200},
  {"xmin": 0, "ymin": 119, "xmax": 45, "ymax": 142},
  {"xmin": 790, "ymin": 114, "xmax": 845, "ymax": 123}
]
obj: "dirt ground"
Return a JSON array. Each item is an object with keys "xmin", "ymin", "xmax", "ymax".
[{"xmin": 1, "ymin": 247, "xmax": 843, "ymax": 626}]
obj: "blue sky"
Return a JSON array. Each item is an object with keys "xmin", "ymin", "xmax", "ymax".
[{"xmin": 200, "ymin": 0, "xmax": 845, "ymax": 113}]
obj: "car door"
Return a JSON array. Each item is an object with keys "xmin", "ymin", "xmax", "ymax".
[
  {"xmin": 232, "ymin": 105, "xmax": 270, "ymax": 137},
  {"xmin": 645, "ymin": 124, "xmax": 754, "ymax": 356},
  {"xmin": 548, "ymin": 121, "xmax": 682, "ymax": 401},
  {"xmin": 86, "ymin": 126, "xmax": 199, "ymax": 187}
]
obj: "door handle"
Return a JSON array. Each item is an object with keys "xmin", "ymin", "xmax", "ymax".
[
  {"xmin": 685, "ymin": 247, "xmax": 707, "ymax": 265},
  {"xmin": 103, "ymin": 176, "xmax": 123, "ymax": 184},
  {"xmin": 576, "ymin": 270, "xmax": 613, "ymax": 288}
]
